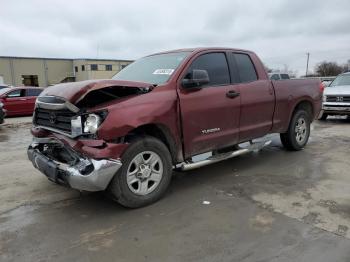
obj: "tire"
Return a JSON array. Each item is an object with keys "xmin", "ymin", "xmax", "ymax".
[
  {"xmin": 280, "ymin": 109, "xmax": 311, "ymax": 151},
  {"xmin": 108, "ymin": 136, "xmax": 173, "ymax": 208},
  {"xmin": 318, "ymin": 112, "xmax": 328, "ymax": 120}
]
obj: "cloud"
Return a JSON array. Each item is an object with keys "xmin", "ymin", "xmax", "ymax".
[{"xmin": 0, "ymin": 0, "xmax": 350, "ymax": 75}]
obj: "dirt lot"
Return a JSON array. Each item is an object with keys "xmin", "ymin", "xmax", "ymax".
[{"xmin": 1, "ymin": 118, "xmax": 350, "ymax": 262}]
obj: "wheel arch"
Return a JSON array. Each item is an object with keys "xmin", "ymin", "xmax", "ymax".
[
  {"xmin": 124, "ymin": 123, "xmax": 181, "ymax": 164},
  {"xmin": 287, "ymin": 99, "xmax": 314, "ymax": 127},
  {"xmin": 293, "ymin": 100, "xmax": 314, "ymax": 119}
]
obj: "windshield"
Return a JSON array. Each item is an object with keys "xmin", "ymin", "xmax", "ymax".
[
  {"xmin": 329, "ymin": 74, "xmax": 350, "ymax": 87},
  {"xmin": 0, "ymin": 88, "xmax": 10, "ymax": 96},
  {"xmin": 112, "ymin": 52, "xmax": 190, "ymax": 85}
]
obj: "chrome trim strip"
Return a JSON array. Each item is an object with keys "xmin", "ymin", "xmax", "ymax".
[
  {"xmin": 323, "ymin": 106, "xmax": 350, "ymax": 111},
  {"xmin": 181, "ymin": 149, "xmax": 250, "ymax": 171},
  {"xmin": 180, "ymin": 140, "xmax": 271, "ymax": 171},
  {"xmin": 36, "ymin": 96, "xmax": 79, "ymax": 113}
]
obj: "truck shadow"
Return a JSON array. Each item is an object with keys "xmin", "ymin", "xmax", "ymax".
[
  {"xmin": 44, "ymin": 136, "xmax": 316, "ymax": 215},
  {"xmin": 25, "ymin": 129, "xmax": 335, "ymax": 227}
]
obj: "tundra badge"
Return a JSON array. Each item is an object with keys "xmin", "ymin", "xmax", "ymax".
[{"xmin": 202, "ymin": 128, "xmax": 221, "ymax": 134}]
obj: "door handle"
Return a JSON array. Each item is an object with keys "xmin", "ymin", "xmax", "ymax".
[
  {"xmin": 226, "ymin": 90, "xmax": 240, "ymax": 99},
  {"xmin": 19, "ymin": 98, "xmax": 27, "ymax": 101}
]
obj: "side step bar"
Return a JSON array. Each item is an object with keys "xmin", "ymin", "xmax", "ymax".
[{"xmin": 180, "ymin": 140, "xmax": 272, "ymax": 171}]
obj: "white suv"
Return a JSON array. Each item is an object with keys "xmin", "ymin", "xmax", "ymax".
[{"xmin": 319, "ymin": 72, "xmax": 350, "ymax": 120}]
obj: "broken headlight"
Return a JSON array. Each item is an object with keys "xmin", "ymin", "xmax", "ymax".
[
  {"xmin": 82, "ymin": 110, "xmax": 108, "ymax": 134},
  {"xmin": 83, "ymin": 114, "xmax": 102, "ymax": 134}
]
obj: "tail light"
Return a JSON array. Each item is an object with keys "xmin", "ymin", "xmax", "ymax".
[{"xmin": 319, "ymin": 82, "xmax": 325, "ymax": 93}]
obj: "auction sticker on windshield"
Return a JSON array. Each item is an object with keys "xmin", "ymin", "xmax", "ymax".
[{"xmin": 153, "ymin": 69, "xmax": 174, "ymax": 75}]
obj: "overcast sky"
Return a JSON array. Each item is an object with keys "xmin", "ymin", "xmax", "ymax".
[{"xmin": 1, "ymin": 0, "xmax": 350, "ymax": 75}]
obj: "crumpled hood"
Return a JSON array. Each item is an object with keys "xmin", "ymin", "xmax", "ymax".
[
  {"xmin": 40, "ymin": 79, "xmax": 153, "ymax": 104},
  {"xmin": 324, "ymin": 85, "xmax": 350, "ymax": 96}
]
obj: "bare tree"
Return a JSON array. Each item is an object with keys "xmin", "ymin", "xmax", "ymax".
[{"xmin": 315, "ymin": 61, "xmax": 344, "ymax": 76}]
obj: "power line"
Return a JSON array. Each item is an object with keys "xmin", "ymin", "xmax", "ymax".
[{"xmin": 305, "ymin": 52, "xmax": 310, "ymax": 77}]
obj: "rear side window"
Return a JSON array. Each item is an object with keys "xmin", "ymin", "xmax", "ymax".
[
  {"xmin": 26, "ymin": 89, "xmax": 42, "ymax": 96},
  {"xmin": 186, "ymin": 53, "xmax": 230, "ymax": 86},
  {"xmin": 233, "ymin": 53, "xmax": 258, "ymax": 83}
]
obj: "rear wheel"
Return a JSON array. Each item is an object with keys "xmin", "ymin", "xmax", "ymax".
[
  {"xmin": 280, "ymin": 109, "xmax": 310, "ymax": 151},
  {"xmin": 108, "ymin": 136, "xmax": 172, "ymax": 208}
]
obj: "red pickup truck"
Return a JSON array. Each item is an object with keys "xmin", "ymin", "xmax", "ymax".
[{"xmin": 28, "ymin": 48, "xmax": 323, "ymax": 208}]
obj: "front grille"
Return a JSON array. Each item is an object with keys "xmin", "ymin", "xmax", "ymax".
[
  {"xmin": 326, "ymin": 96, "xmax": 350, "ymax": 102},
  {"xmin": 34, "ymin": 108, "xmax": 76, "ymax": 134}
]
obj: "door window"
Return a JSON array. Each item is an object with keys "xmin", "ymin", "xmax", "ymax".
[
  {"xmin": 7, "ymin": 89, "xmax": 22, "ymax": 98},
  {"xmin": 185, "ymin": 53, "xmax": 230, "ymax": 86},
  {"xmin": 26, "ymin": 89, "xmax": 42, "ymax": 97},
  {"xmin": 233, "ymin": 53, "xmax": 258, "ymax": 83}
]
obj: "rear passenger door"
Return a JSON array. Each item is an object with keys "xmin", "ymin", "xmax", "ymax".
[{"xmin": 230, "ymin": 52, "xmax": 275, "ymax": 142}]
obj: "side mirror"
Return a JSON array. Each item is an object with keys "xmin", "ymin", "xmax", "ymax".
[{"xmin": 182, "ymin": 69, "xmax": 209, "ymax": 89}]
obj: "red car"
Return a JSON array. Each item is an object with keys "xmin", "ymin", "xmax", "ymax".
[{"xmin": 0, "ymin": 86, "xmax": 43, "ymax": 116}]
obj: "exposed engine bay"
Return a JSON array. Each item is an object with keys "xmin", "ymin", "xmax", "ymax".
[{"xmin": 76, "ymin": 86, "xmax": 152, "ymax": 108}]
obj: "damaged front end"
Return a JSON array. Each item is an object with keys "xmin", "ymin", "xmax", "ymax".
[
  {"xmin": 28, "ymin": 137, "xmax": 121, "ymax": 191},
  {"xmin": 28, "ymin": 80, "xmax": 152, "ymax": 191},
  {"xmin": 33, "ymin": 84, "xmax": 152, "ymax": 138}
]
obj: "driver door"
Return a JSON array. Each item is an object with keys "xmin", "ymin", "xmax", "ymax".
[{"xmin": 177, "ymin": 52, "xmax": 241, "ymax": 158}]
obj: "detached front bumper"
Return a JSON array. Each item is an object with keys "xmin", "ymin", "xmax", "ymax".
[{"xmin": 27, "ymin": 138, "xmax": 122, "ymax": 191}]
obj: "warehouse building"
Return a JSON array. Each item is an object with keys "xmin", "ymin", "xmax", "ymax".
[{"xmin": 0, "ymin": 56, "xmax": 133, "ymax": 87}]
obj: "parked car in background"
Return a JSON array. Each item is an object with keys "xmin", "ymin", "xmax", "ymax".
[
  {"xmin": 269, "ymin": 73, "xmax": 290, "ymax": 80},
  {"xmin": 0, "ymin": 101, "xmax": 5, "ymax": 124},
  {"xmin": 319, "ymin": 72, "xmax": 350, "ymax": 120},
  {"xmin": 0, "ymin": 86, "xmax": 43, "ymax": 116}
]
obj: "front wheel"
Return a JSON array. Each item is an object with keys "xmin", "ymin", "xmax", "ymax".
[
  {"xmin": 108, "ymin": 136, "xmax": 173, "ymax": 208},
  {"xmin": 280, "ymin": 109, "xmax": 311, "ymax": 151}
]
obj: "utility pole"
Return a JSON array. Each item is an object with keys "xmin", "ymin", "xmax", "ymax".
[{"xmin": 305, "ymin": 52, "xmax": 310, "ymax": 77}]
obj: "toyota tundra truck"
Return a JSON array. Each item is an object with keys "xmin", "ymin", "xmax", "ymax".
[
  {"xmin": 319, "ymin": 72, "xmax": 350, "ymax": 120},
  {"xmin": 28, "ymin": 48, "xmax": 323, "ymax": 208}
]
